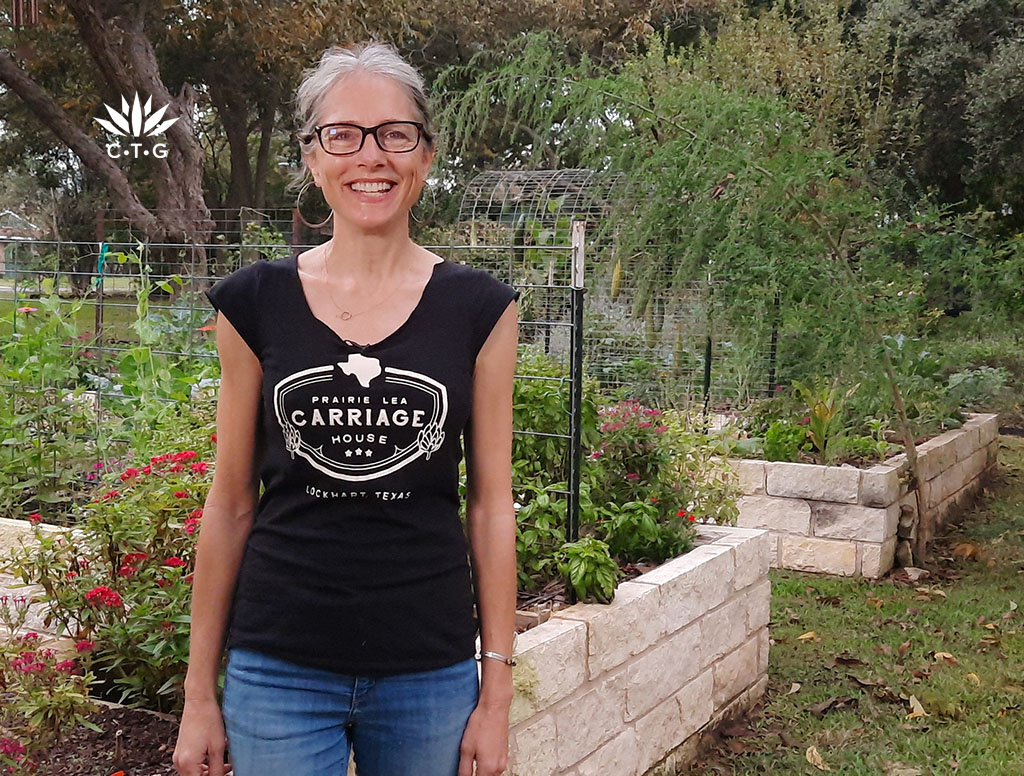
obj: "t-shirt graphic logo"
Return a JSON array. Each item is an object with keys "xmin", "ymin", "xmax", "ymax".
[{"xmin": 273, "ymin": 354, "xmax": 448, "ymax": 481}]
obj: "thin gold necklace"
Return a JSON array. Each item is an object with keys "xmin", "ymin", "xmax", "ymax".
[{"xmin": 318, "ymin": 251, "xmax": 404, "ymax": 321}]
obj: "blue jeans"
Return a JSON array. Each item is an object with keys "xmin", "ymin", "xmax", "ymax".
[{"xmin": 222, "ymin": 648, "xmax": 480, "ymax": 776}]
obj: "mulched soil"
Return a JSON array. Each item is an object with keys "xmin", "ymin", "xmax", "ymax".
[{"xmin": 41, "ymin": 706, "xmax": 178, "ymax": 776}]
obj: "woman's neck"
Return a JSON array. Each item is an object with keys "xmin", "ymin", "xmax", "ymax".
[{"xmin": 321, "ymin": 218, "xmax": 419, "ymax": 282}]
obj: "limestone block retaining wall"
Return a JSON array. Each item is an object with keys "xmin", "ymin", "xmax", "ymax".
[
  {"xmin": 733, "ymin": 413, "xmax": 998, "ymax": 578},
  {"xmin": 508, "ymin": 526, "xmax": 771, "ymax": 776}
]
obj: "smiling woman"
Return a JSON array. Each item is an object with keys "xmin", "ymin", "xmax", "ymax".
[{"xmin": 174, "ymin": 42, "xmax": 519, "ymax": 776}]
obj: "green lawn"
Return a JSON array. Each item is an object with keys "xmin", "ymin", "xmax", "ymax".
[{"xmin": 691, "ymin": 436, "xmax": 1024, "ymax": 776}]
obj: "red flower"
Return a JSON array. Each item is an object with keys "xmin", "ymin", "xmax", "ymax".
[
  {"xmin": 198, "ymin": 324, "xmax": 216, "ymax": 332},
  {"xmin": 141, "ymin": 465, "xmax": 152, "ymax": 475},
  {"xmin": 65, "ymin": 571, "xmax": 78, "ymax": 579},
  {"xmin": 637, "ymin": 421, "xmax": 652, "ymax": 428},
  {"xmin": 22, "ymin": 632, "xmax": 39, "ymax": 642},
  {"xmin": 120, "ymin": 468, "xmax": 140, "ymax": 481},
  {"xmin": 124, "ymin": 552, "xmax": 148, "ymax": 565},
  {"xmin": 117, "ymin": 564, "xmax": 137, "ymax": 578},
  {"xmin": 654, "ymin": 425, "xmax": 669, "ymax": 433},
  {"xmin": 163, "ymin": 556, "xmax": 186, "ymax": 568},
  {"xmin": 210, "ymin": 432, "xmax": 217, "ymax": 445},
  {"xmin": 183, "ymin": 573, "xmax": 195, "ymax": 584},
  {"xmin": 168, "ymin": 463, "xmax": 184, "ymax": 473},
  {"xmin": 0, "ymin": 737, "xmax": 26, "ymax": 756},
  {"xmin": 151, "ymin": 454, "xmax": 169, "ymax": 464},
  {"xmin": 102, "ymin": 489, "xmax": 119, "ymax": 500},
  {"xmin": 173, "ymin": 491, "xmax": 190, "ymax": 499},
  {"xmin": 190, "ymin": 508, "xmax": 203, "ymax": 519},
  {"xmin": 27, "ymin": 512, "xmax": 42, "ymax": 524},
  {"xmin": 161, "ymin": 620, "xmax": 174, "ymax": 632},
  {"xmin": 173, "ymin": 450, "xmax": 198, "ymax": 462},
  {"xmin": 85, "ymin": 585, "xmax": 123, "ymax": 608},
  {"xmin": 74, "ymin": 639, "xmax": 96, "ymax": 653},
  {"xmin": 55, "ymin": 659, "xmax": 77, "ymax": 673},
  {"xmin": 190, "ymin": 461, "xmax": 208, "ymax": 474},
  {"xmin": 156, "ymin": 578, "xmax": 171, "ymax": 587},
  {"xmin": 688, "ymin": 514, "xmax": 696, "ymax": 522},
  {"xmin": 677, "ymin": 509, "xmax": 687, "ymax": 517},
  {"xmin": 651, "ymin": 497, "xmax": 658, "ymax": 503}
]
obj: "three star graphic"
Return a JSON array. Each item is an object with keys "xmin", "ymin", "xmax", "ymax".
[{"xmin": 343, "ymin": 449, "xmax": 374, "ymax": 457}]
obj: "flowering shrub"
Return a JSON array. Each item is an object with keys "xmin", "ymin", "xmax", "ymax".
[
  {"xmin": 6, "ymin": 442, "xmax": 215, "ymax": 712},
  {"xmin": 0, "ymin": 599, "xmax": 98, "ymax": 773}
]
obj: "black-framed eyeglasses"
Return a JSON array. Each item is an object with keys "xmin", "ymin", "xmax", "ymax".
[{"xmin": 300, "ymin": 121, "xmax": 430, "ymax": 156}]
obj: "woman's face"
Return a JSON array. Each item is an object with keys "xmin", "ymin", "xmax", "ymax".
[{"xmin": 305, "ymin": 72, "xmax": 434, "ymax": 234}]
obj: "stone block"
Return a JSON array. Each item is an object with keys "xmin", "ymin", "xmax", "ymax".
[
  {"xmin": 765, "ymin": 462, "xmax": 860, "ymax": 504},
  {"xmin": 635, "ymin": 670, "xmax": 713, "ymax": 773},
  {"xmin": 964, "ymin": 448, "xmax": 989, "ymax": 485},
  {"xmin": 953, "ymin": 424, "xmax": 982, "ymax": 462},
  {"xmin": 976, "ymin": 414, "xmax": 999, "ymax": 446},
  {"xmin": 769, "ymin": 534, "xmax": 780, "ymax": 568},
  {"xmin": 555, "ymin": 580, "xmax": 662, "ymax": 679},
  {"xmin": 779, "ymin": 536, "xmax": 857, "ymax": 576},
  {"xmin": 510, "ymin": 618, "xmax": 587, "ymax": 726},
  {"xmin": 712, "ymin": 634, "xmax": 760, "ymax": 707},
  {"xmin": 986, "ymin": 440, "xmax": 999, "ymax": 468},
  {"xmin": 745, "ymin": 578, "xmax": 771, "ymax": 634},
  {"xmin": 555, "ymin": 671, "xmax": 628, "ymax": 769},
  {"xmin": 576, "ymin": 729, "xmax": 639, "ymax": 776},
  {"xmin": 691, "ymin": 528, "xmax": 770, "ymax": 592},
  {"xmin": 635, "ymin": 544, "xmax": 734, "ymax": 636},
  {"xmin": 699, "ymin": 595, "xmax": 748, "ymax": 668},
  {"xmin": 810, "ymin": 502, "xmax": 898, "ymax": 543},
  {"xmin": 917, "ymin": 431, "xmax": 958, "ymax": 481},
  {"xmin": 510, "ymin": 714, "xmax": 558, "ymax": 776},
  {"xmin": 755, "ymin": 626, "xmax": 770, "ymax": 674},
  {"xmin": 859, "ymin": 536, "xmax": 897, "ymax": 578},
  {"xmin": 859, "ymin": 465, "xmax": 900, "ymax": 507},
  {"xmin": 737, "ymin": 496, "xmax": 811, "ymax": 535},
  {"xmin": 625, "ymin": 623, "xmax": 701, "ymax": 720},
  {"xmin": 735, "ymin": 460, "xmax": 765, "ymax": 495}
]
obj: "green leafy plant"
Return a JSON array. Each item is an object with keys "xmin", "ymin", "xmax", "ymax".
[
  {"xmin": 6, "ymin": 436, "xmax": 215, "ymax": 713},
  {"xmin": 0, "ymin": 599, "xmax": 98, "ymax": 773},
  {"xmin": 555, "ymin": 536, "xmax": 620, "ymax": 604},
  {"xmin": 763, "ymin": 420, "xmax": 810, "ymax": 462},
  {"xmin": 792, "ymin": 378, "xmax": 859, "ymax": 464}
]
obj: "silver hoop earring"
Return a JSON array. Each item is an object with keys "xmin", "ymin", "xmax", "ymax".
[
  {"xmin": 410, "ymin": 181, "xmax": 437, "ymax": 225},
  {"xmin": 295, "ymin": 181, "xmax": 333, "ymax": 229}
]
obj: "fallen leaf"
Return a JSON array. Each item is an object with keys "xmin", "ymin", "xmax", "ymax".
[
  {"xmin": 932, "ymin": 651, "xmax": 959, "ymax": 665},
  {"xmin": 849, "ymin": 673, "xmax": 882, "ymax": 688},
  {"xmin": 882, "ymin": 762, "xmax": 923, "ymax": 776},
  {"xmin": 806, "ymin": 745, "xmax": 831, "ymax": 771},
  {"xmin": 788, "ymin": 682, "xmax": 802, "ymax": 695},
  {"xmin": 798, "ymin": 631, "xmax": 819, "ymax": 641},
  {"xmin": 906, "ymin": 695, "xmax": 929, "ymax": 719},
  {"xmin": 898, "ymin": 640, "xmax": 912, "ymax": 656},
  {"xmin": 827, "ymin": 654, "xmax": 867, "ymax": 668},
  {"xmin": 966, "ymin": 672, "xmax": 981, "ymax": 687},
  {"xmin": 808, "ymin": 696, "xmax": 857, "ymax": 718}
]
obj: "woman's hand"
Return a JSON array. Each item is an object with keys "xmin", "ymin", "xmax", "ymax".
[
  {"xmin": 458, "ymin": 699, "xmax": 511, "ymax": 776},
  {"xmin": 173, "ymin": 697, "xmax": 231, "ymax": 776}
]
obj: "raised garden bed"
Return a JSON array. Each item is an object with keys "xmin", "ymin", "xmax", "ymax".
[
  {"xmin": 731, "ymin": 413, "xmax": 998, "ymax": 578},
  {"xmin": 507, "ymin": 525, "xmax": 770, "ymax": 776}
]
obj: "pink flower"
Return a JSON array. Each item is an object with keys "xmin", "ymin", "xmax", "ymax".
[
  {"xmin": 654, "ymin": 425, "xmax": 668, "ymax": 433},
  {"xmin": 85, "ymin": 585, "xmax": 123, "ymax": 608},
  {"xmin": 173, "ymin": 491, "xmax": 189, "ymax": 499},
  {"xmin": 22, "ymin": 632, "xmax": 39, "ymax": 642},
  {"xmin": 643, "ymin": 409, "xmax": 663, "ymax": 416},
  {"xmin": 589, "ymin": 450, "xmax": 604, "ymax": 459},
  {"xmin": 625, "ymin": 473, "xmax": 641, "ymax": 482},
  {"xmin": 16, "ymin": 306, "xmax": 37, "ymax": 313},
  {"xmin": 0, "ymin": 738, "xmax": 26, "ymax": 756},
  {"xmin": 638, "ymin": 421, "xmax": 652, "ymax": 428},
  {"xmin": 55, "ymin": 659, "xmax": 76, "ymax": 673},
  {"xmin": 27, "ymin": 513, "xmax": 41, "ymax": 524},
  {"xmin": 163, "ymin": 556, "xmax": 186, "ymax": 568},
  {"xmin": 190, "ymin": 461, "xmax": 208, "ymax": 474},
  {"xmin": 75, "ymin": 639, "xmax": 96, "ymax": 653}
]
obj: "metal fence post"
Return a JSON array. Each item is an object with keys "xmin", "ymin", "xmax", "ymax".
[{"xmin": 568, "ymin": 220, "xmax": 586, "ymax": 547}]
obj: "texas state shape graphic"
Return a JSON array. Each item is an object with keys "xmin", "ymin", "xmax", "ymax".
[{"xmin": 338, "ymin": 353, "xmax": 382, "ymax": 388}]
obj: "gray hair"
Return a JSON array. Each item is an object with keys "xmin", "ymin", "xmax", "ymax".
[{"xmin": 293, "ymin": 42, "xmax": 434, "ymax": 187}]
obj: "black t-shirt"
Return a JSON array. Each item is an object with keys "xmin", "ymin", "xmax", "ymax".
[{"xmin": 204, "ymin": 254, "xmax": 519, "ymax": 676}]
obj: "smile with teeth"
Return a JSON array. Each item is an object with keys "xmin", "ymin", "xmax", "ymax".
[{"xmin": 350, "ymin": 181, "xmax": 394, "ymax": 193}]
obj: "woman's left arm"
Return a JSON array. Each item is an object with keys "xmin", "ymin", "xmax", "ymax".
[{"xmin": 459, "ymin": 299, "xmax": 519, "ymax": 776}]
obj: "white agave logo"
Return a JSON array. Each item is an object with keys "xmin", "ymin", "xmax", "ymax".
[{"xmin": 96, "ymin": 93, "xmax": 179, "ymax": 160}]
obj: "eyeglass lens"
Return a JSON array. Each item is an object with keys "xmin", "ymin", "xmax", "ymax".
[{"xmin": 320, "ymin": 122, "xmax": 420, "ymax": 154}]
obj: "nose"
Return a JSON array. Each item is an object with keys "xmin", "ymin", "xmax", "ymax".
[{"xmin": 354, "ymin": 130, "xmax": 388, "ymax": 164}]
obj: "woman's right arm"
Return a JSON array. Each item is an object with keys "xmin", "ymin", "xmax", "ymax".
[{"xmin": 173, "ymin": 311, "xmax": 263, "ymax": 776}]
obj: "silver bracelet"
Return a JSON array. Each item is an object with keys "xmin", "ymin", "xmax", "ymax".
[{"xmin": 477, "ymin": 650, "xmax": 517, "ymax": 667}]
